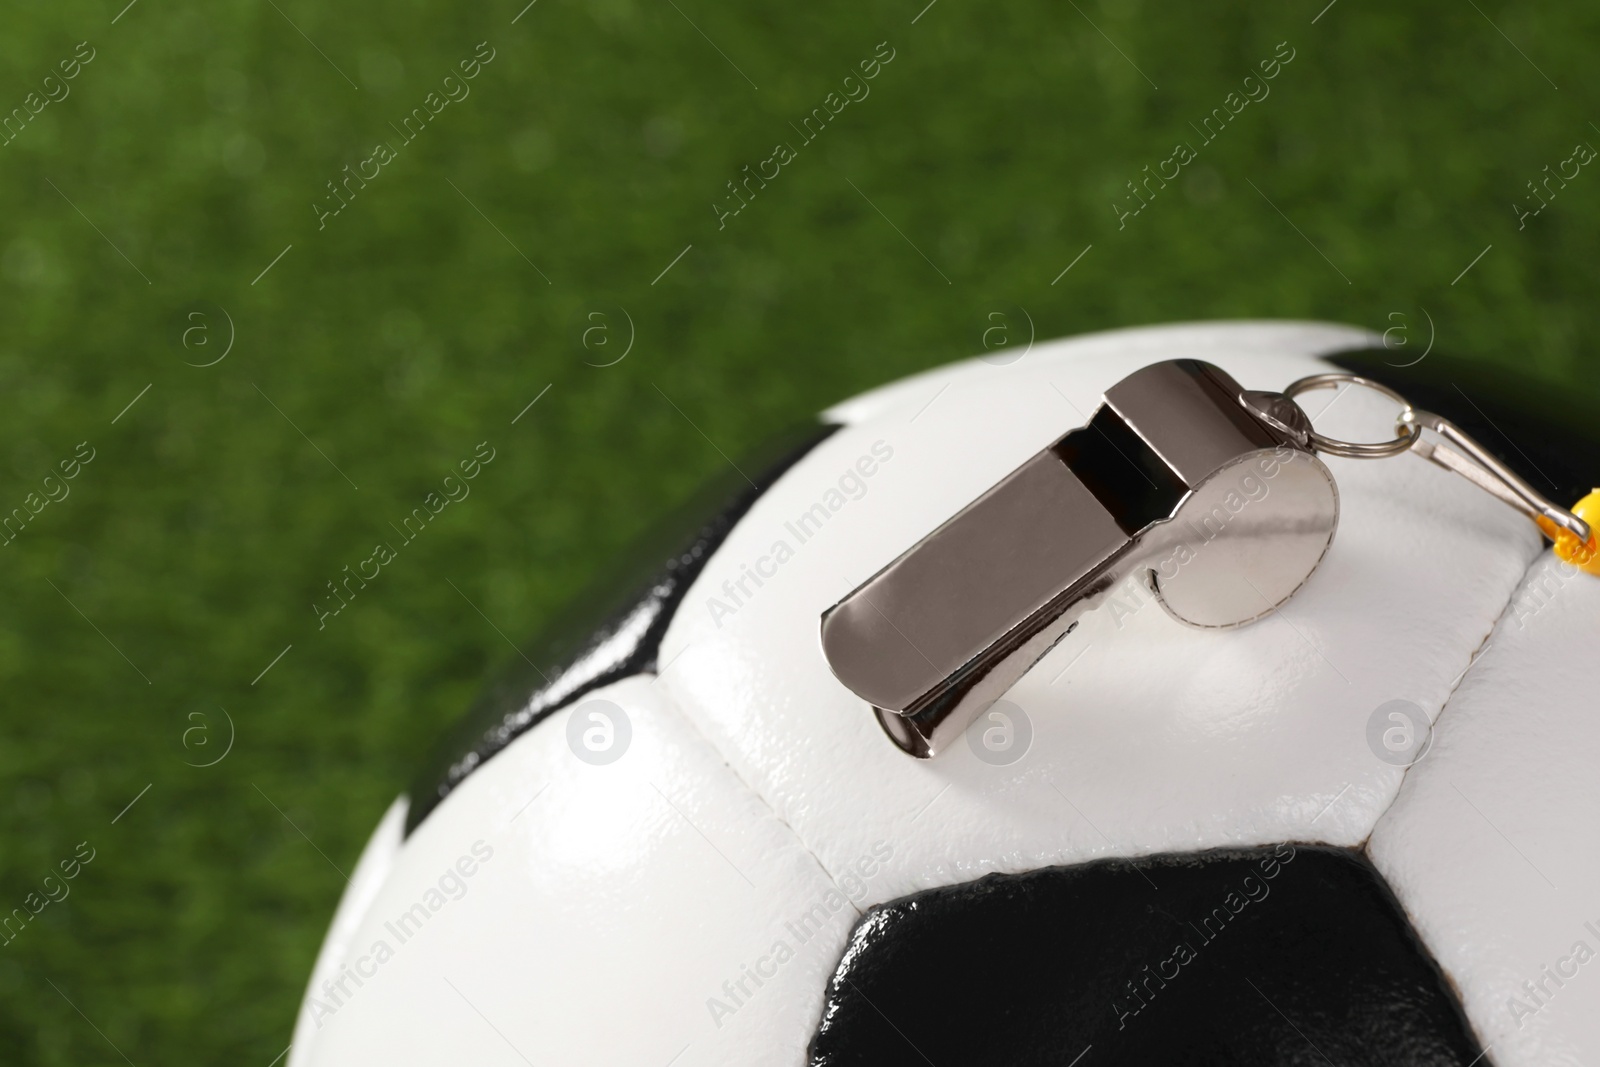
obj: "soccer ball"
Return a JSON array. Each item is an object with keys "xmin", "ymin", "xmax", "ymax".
[{"xmin": 288, "ymin": 321, "xmax": 1600, "ymax": 1067}]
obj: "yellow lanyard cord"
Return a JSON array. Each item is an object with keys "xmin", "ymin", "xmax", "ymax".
[{"xmin": 1538, "ymin": 490, "xmax": 1600, "ymax": 575}]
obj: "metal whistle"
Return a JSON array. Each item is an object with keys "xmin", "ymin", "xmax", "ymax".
[{"xmin": 819, "ymin": 359, "xmax": 1339, "ymax": 758}]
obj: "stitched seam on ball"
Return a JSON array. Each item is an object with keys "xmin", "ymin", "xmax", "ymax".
[
  {"xmin": 650, "ymin": 669, "xmax": 868, "ymax": 921},
  {"xmin": 1363, "ymin": 543, "xmax": 1549, "ymax": 847},
  {"xmin": 1357, "ymin": 546, "xmax": 1549, "ymax": 1061}
]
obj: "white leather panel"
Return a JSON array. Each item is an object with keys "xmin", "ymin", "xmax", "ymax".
[
  {"xmin": 821, "ymin": 320, "xmax": 1378, "ymax": 425},
  {"xmin": 289, "ymin": 795, "xmax": 408, "ymax": 1067},
  {"xmin": 1369, "ymin": 554, "xmax": 1600, "ymax": 1067},
  {"xmin": 295, "ymin": 676, "xmax": 860, "ymax": 1067}
]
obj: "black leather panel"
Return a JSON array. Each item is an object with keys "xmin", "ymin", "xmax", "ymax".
[{"xmin": 810, "ymin": 845, "xmax": 1487, "ymax": 1067}]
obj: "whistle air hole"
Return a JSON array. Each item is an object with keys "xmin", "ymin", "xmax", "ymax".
[{"xmin": 1053, "ymin": 407, "xmax": 1188, "ymax": 535}]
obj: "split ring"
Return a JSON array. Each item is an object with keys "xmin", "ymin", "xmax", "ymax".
[{"xmin": 1279, "ymin": 372, "xmax": 1421, "ymax": 459}]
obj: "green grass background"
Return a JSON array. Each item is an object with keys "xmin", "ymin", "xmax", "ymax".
[{"xmin": 0, "ymin": 0, "xmax": 1595, "ymax": 1061}]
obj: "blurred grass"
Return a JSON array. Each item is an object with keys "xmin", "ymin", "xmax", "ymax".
[{"xmin": 0, "ymin": 0, "xmax": 1596, "ymax": 1061}]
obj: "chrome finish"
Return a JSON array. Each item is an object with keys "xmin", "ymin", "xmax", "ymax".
[
  {"xmin": 1145, "ymin": 449, "xmax": 1338, "ymax": 629},
  {"xmin": 1401, "ymin": 408, "xmax": 1592, "ymax": 544},
  {"xmin": 1239, "ymin": 389, "xmax": 1313, "ymax": 448},
  {"xmin": 1258, "ymin": 373, "xmax": 1422, "ymax": 458},
  {"xmin": 1265, "ymin": 371, "xmax": 1590, "ymax": 545},
  {"xmin": 820, "ymin": 360, "xmax": 1338, "ymax": 758},
  {"xmin": 820, "ymin": 451, "xmax": 1128, "ymax": 718}
]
